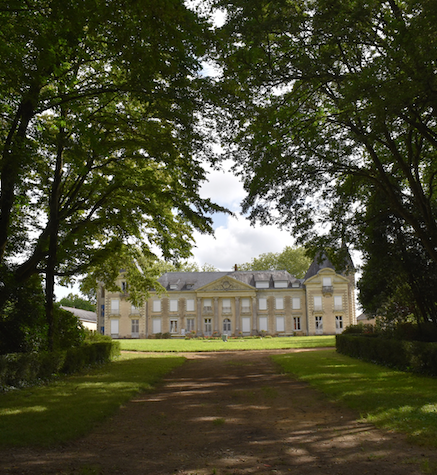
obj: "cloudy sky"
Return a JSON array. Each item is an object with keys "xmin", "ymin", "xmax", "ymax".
[{"xmin": 191, "ymin": 160, "xmax": 294, "ymax": 271}]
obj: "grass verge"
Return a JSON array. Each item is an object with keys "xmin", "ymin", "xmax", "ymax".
[
  {"xmin": 119, "ymin": 335, "xmax": 335, "ymax": 352},
  {"xmin": 272, "ymin": 349, "xmax": 437, "ymax": 447},
  {"xmin": 0, "ymin": 353, "xmax": 184, "ymax": 447}
]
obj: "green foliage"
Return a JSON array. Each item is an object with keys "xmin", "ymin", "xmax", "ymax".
[
  {"xmin": 59, "ymin": 293, "xmax": 95, "ymax": 312},
  {"xmin": 273, "ymin": 350, "xmax": 437, "ymax": 447},
  {"xmin": 237, "ymin": 246, "xmax": 310, "ymax": 278},
  {"xmin": 336, "ymin": 334, "xmax": 437, "ymax": 376},
  {"xmin": 0, "ymin": 353, "xmax": 184, "ymax": 447},
  {"xmin": 212, "ymin": 0, "xmax": 437, "ymax": 273}
]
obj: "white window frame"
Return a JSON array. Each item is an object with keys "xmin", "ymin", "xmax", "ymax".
[
  {"xmin": 294, "ymin": 317, "xmax": 301, "ymax": 331},
  {"xmin": 204, "ymin": 318, "xmax": 212, "ymax": 336},
  {"xmin": 315, "ymin": 316, "xmax": 323, "ymax": 334},
  {"xmin": 110, "ymin": 318, "xmax": 119, "ymax": 336},
  {"xmin": 323, "ymin": 277, "xmax": 332, "ymax": 287},
  {"xmin": 292, "ymin": 297, "xmax": 301, "ymax": 310},
  {"xmin": 222, "ymin": 298, "xmax": 231, "ymax": 314},
  {"xmin": 276, "ymin": 316, "xmax": 285, "ymax": 333},
  {"xmin": 274, "ymin": 281, "xmax": 288, "ymax": 288},
  {"xmin": 186, "ymin": 318, "xmax": 195, "ymax": 332},
  {"xmin": 334, "ymin": 295, "xmax": 343, "ymax": 311},
  {"xmin": 314, "ymin": 296, "xmax": 323, "ymax": 311},
  {"xmin": 275, "ymin": 297, "xmax": 284, "ymax": 310},
  {"xmin": 242, "ymin": 317, "xmax": 251, "ymax": 333},
  {"xmin": 258, "ymin": 297, "xmax": 267, "ymax": 310},
  {"xmin": 131, "ymin": 319, "xmax": 139, "ymax": 337},
  {"xmin": 169, "ymin": 299, "xmax": 178, "ymax": 312},
  {"xmin": 186, "ymin": 299, "xmax": 195, "ymax": 312},
  {"xmin": 256, "ymin": 281, "xmax": 269, "ymax": 289},
  {"xmin": 152, "ymin": 318, "xmax": 162, "ymax": 334},
  {"xmin": 110, "ymin": 299, "xmax": 120, "ymax": 314},
  {"xmin": 203, "ymin": 298, "xmax": 212, "ymax": 312},
  {"xmin": 259, "ymin": 317, "xmax": 268, "ymax": 332},
  {"xmin": 170, "ymin": 319, "xmax": 178, "ymax": 333},
  {"xmin": 336, "ymin": 315, "xmax": 343, "ymax": 333},
  {"xmin": 131, "ymin": 304, "xmax": 140, "ymax": 314},
  {"xmin": 241, "ymin": 298, "xmax": 250, "ymax": 313},
  {"xmin": 152, "ymin": 299, "xmax": 161, "ymax": 312},
  {"xmin": 223, "ymin": 318, "xmax": 231, "ymax": 335}
]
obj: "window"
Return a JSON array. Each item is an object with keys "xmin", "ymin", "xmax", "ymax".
[
  {"xmin": 170, "ymin": 319, "xmax": 178, "ymax": 333},
  {"xmin": 294, "ymin": 317, "xmax": 301, "ymax": 331},
  {"xmin": 186, "ymin": 299, "xmax": 195, "ymax": 312},
  {"xmin": 152, "ymin": 318, "xmax": 162, "ymax": 334},
  {"xmin": 242, "ymin": 317, "xmax": 251, "ymax": 333},
  {"xmin": 203, "ymin": 298, "xmax": 212, "ymax": 312},
  {"xmin": 314, "ymin": 296, "xmax": 322, "ymax": 311},
  {"xmin": 292, "ymin": 297, "xmax": 301, "ymax": 310},
  {"xmin": 204, "ymin": 318, "xmax": 212, "ymax": 336},
  {"xmin": 131, "ymin": 304, "xmax": 139, "ymax": 314},
  {"xmin": 131, "ymin": 319, "xmax": 139, "ymax": 337},
  {"xmin": 110, "ymin": 319, "xmax": 119, "ymax": 336},
  {"xmin": 315, "ymin": 316, "xmax": 323, "ymax": 334},
  {"xmin": 152, "ymin": 300, "xmax": 161, "ymax": 312},
  {"xmin": 256, "ymin": 281, "xmax": 269, "ymax": 289},
  {"xmin": 259, "ymin": 317, "xmax": 268, "ymax": 332},
  {"xmin": 258, "ymin": 298, "xmax": 267, "ymax": 310},
  {"xmin": 274, "ymin": 281, "xmax": 287, "ymax": 288},
  {"xmin": 186, "ymin": 318, "xmax": 195, "ymax": 332},
  {"xmin": 336, "ymin": 316, "xmax": 343, "ymax": 333},
  {"xmin": 241, "ymin": 298, "xmax": 250, "ymax": 313},
  {"xmin": 275, "ymin": 297, "xmax": 284, "ymax": 310},
  {"xmin": 169, "ymin": 299, "xmax": 178, "ymax": 312},
  {"xmin": 121, "ymin": 281, "xmax": 127, "ymax": 292},
  {"xmin": 169, "ymin": 284, "xmax": 178, "ymax": 290},
  {"xmin": 110, "ymin": 299, "xmax": 119, "ymax": 314},
  {"xmin": 223, "ymin": 318, "xmax": 231, "ymax": 335},
  {"xmin": 222, "ymin": 298, "xmax": 231, "ymax": 313},
  {"xmin": 334, "ymin": 295, "xmax": 343, "ymax": 311},
  {"xmin": 276, "ymin": 316, "xmax": 285, "ymax": 332}
]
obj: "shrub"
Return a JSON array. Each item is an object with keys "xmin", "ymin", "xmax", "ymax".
[{"xmin": 336, "ymin": 334, "xmax": 437, "ymax": 376}]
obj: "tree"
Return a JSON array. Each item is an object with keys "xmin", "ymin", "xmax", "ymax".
[
  {"xmin": 59, "ymin": 293, "xmax": 95, "ymax": 312},
  {"xmin": 212, "ymin": 0, "xmax": 437, "ymax": 267},
  {"xmin": 0, "ymin": 0, "xmax": 227, "ymax": 348},
  {"xmin": 237, "ymin": 246, "xmax": 310, "ymax": 278}
]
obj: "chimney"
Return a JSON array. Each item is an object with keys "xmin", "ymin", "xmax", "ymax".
[{"xmin": 234, "ymin": 264, "xmax": 238, "ymax": 271}]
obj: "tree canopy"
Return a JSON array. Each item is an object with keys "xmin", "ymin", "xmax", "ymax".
[
  {"xmin": 237, "ymin": 246, "xmax": 310, "ymax": 278},
  {"xmin": 212, "ymin": 0, "xmax": 437, "ymax": 263}
]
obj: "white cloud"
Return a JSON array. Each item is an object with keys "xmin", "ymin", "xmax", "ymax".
[{"xmin": 191, "ymin": 214, "xmax": 294, "ymax": 270}]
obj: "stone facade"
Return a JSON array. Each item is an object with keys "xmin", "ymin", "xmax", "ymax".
[{"xmin": 97, "ymin": 256, "xmax": 356, "ymax": 338}]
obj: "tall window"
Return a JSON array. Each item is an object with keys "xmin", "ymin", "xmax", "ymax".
[
  {"xmin": 204, "ymin": 318, "xmax": 212, "ymax": 336},
  {"xmin": 203, "ymin": 299, "xmax": 212, "ymax": 312},
  {"xmin": 276, "ymin": 316, "xmax": 285, "ymax": 332},
  {"xmin": 131, "ymin": 319, "xmax": 139, "ymax": 337},
  {"xmin": 258, "ymin": 297, "xmax": 267, "ymax": 310},
  {"xmin": 110, "ymin": 299, "xmax": 119, "ymax": 314},
  {"xmin": 186, "ymin": 318, "xmax": 195, "ymax": 332},
  {"xmin": 292, "ymin": 297, "xmax": 301, "ymax": 310},
  {"xmin": 322, "ymin": 277, "xmax": 332, "ymax": 287},
  {"xmin": 275, "ymin": 297, "xmax": 284, "ymax": 310},
  {"xmin": 152, "ymin": 300, "xmax": 161, "ymax": 312},
  {"xmin": 259, "ymin": 317, "xmax": 268, "ymax": 332},
  {"xmin": 170, "ymin": 319, "xmax": 178, "ymax": 333},
  {"xmin": 169, "ymin": 299, "xmax": 178, "ymax": 312},
  {"xmin": 152, "ymin": 318, "xmax": 161, "ymax": 334},
  {"xmin": 336, "ymin": 315, "xmax": 343, "ymax": 333},
  {"xmin": 186, "ymin": 299, "xmax": 195, "ymax": 312},
  {"xmin": 241, "ymin": 298, "xmax": 250, "ymax": 313},
  {"xmin": 334, "ymin": 296, "xmax": 343, "ymax": 310},
  {"xmin": 315, "ymin": 316, "xmax": 323, "ymax": 334},
  {"xmin": 223, "ymin": 318, "xmax": 231, "ymax": 335},
  {"xmin": 131, "ymin": 304, "xmax": 139, "ymax": 314},
  {"xmin": 222, "ymin": 298, "xmax": 231, "ymax": 313},
  {"xmin": 314, "ymin": 296, "xmax": 322, "ymax": 311},
  {"xmin": 294, "ymin": 317, "xmax": 301, "ymax": 331}
]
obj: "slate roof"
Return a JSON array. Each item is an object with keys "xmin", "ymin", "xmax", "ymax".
[
  {"xmin": 158, "ymin": 270, "xmax": 302, "ymax": 291},
  {"xmin": 60, "ymin": 306, "xmax": 97, "ymax": 323}
]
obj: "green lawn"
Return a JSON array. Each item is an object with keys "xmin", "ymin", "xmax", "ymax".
[
  {"xmin": 273, "ymin": 349, "xmax": 437, "ymax": 448},
  {"xmin": 0, "ymin": 353, "xmax": 184, "ymax": 447},
  {"xmin": 119, "ymin": 335, "xmax": 335, "ymax": 352}
]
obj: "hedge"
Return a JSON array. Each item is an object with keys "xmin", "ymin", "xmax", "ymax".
[
  {"xmin": 0, "ymin": 340, "xmax": 120, "ymax": 390},
  {"xmin": 336, "ymin": 334, "xmax": 437, "ymax": 376}
]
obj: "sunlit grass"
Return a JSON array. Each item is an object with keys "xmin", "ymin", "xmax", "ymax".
[
  {"xmin": 273, "ymin": 350, "xmax": 437, "ymax": 447},
  {"xmin": 119, "ymin": 335, "xmax": 335, "ymax": 352},
  {"xmin": 0, "ymin": 353, "xmax": 184, "ymax": 447}
]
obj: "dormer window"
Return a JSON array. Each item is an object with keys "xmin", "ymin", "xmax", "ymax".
[
  {"xmin": 169, "ymin": 284, "xmax": 178, "ymax": 290},
  {"xmin": 256, "ymin": 281, "xmax": 269, "ymax": 289},
  {"xmin": 274, "ymin": 280, "xmax": 288, "ymax": 288}
]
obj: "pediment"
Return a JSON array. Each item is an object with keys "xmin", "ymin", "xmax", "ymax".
[{"xmin": 197, "ymin": 276, "xmax": 254, "ymax": 292}]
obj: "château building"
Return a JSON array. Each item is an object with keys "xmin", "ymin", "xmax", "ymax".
[{"xmin": 97, "ymin": 254, "xmax": 356, "ymax": 338}]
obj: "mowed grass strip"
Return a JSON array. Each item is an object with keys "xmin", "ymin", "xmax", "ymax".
[
  {"xmin": 273, "ymin": 349, "xmax": 437, "ymax": 447},
  {"xmin": 0, "ymin": 353, "xmax": 184, "ymax": 447},
  {"xmin": 119, "ymin": 335, "xmax": 335, "ymax": 352}
]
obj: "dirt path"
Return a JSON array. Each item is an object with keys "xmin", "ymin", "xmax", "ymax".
[{"xmin": 1, "ymin": 349, "xmax": 437, "ymax": 475}]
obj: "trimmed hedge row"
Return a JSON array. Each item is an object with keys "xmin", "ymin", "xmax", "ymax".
[
  {"xmin": 336, "ymin": 334, "xmax": 437, "ymax": 376},
  {"xmin": 0, "ymin": 341, "xmax": 120, "ymax": 390}
]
